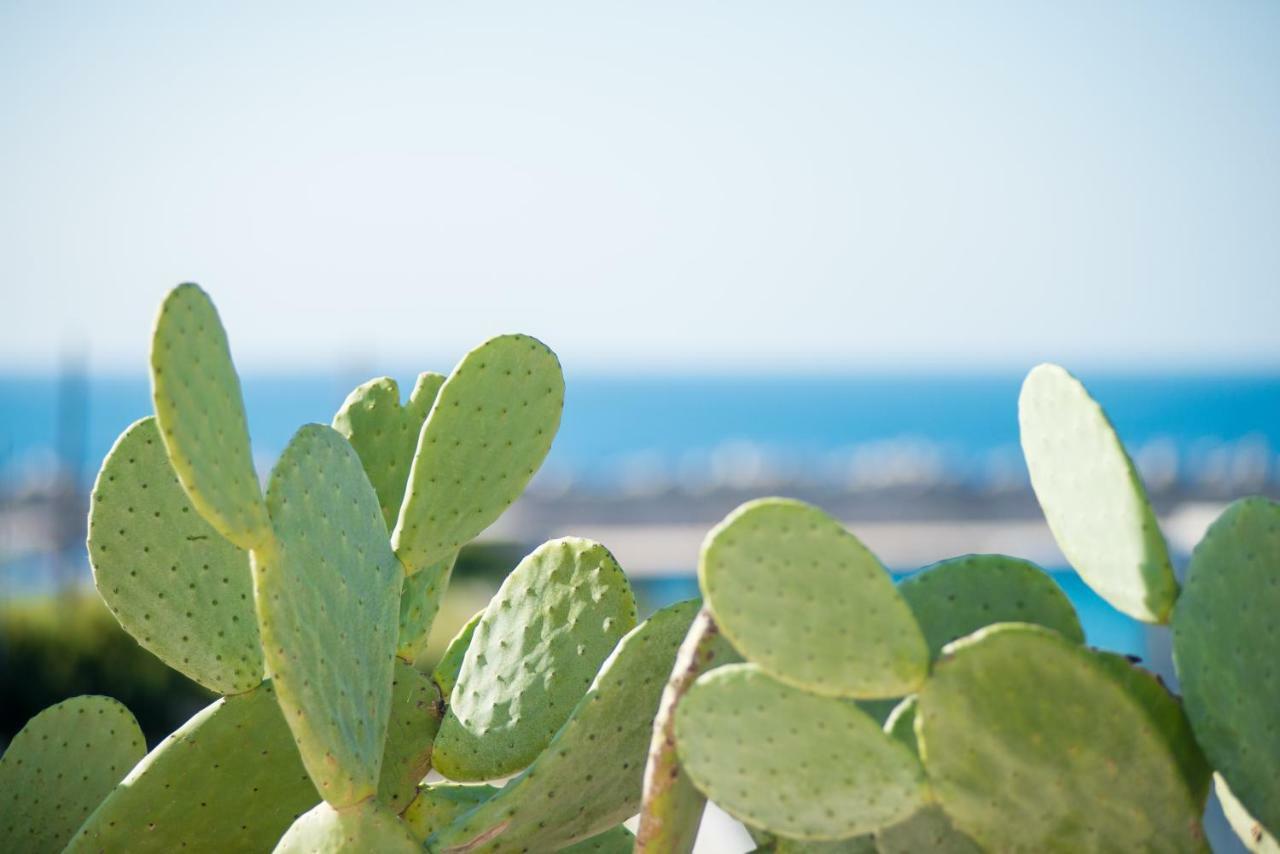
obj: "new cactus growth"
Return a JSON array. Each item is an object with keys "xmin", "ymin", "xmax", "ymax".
[{"xmin": 3, "ymin": 283, "xmax": 696, "ymax": 853}]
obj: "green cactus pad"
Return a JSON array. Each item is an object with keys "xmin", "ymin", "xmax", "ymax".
[
  {"xmin": 1091, "ymin": 651, "xmax": 1210, "ymax": 805},
  {"xmin": 433, "ymin": 537, "xmax": 637, "ymax": 781},
  {"xmin": 882, "ymin": 695, "xmax": 919, "ymax": 754},
  {"xmin": 402, "ymin": 783, "xmax": 498, "ymax": 840},
  {"xmin": 150, "ymin": 283, "xmax": 270, "ymax": 550},
  {"xmin": 393, "ymin": 334, "xmax": 564, "ymax": 572},
  {"xmin": 899, "ymin": 554, "xmax": 1084, "ymax": 657},
  {"xmin": 917, "ymin": 623, "xmax": 1206, "ymax": 852},
  {"xmin": 378, "ymin": 662, "xmax": 444, "ymax": 813},
  {"xmin": 675, "ymin": 662, "xmax": 926, "ymax": 840},
  {"xmin": 67, "ymin": 683, "xmax": 318, "ymax": 853},
  {"xmin": 397, "ymin": 550, "xmax": 459, "ymax": 663},
  {"xmin": 88, "ymin": 417, "xmax": 263, "ymax": 694},
  {"xmin": 875, "ymin": 805, "xmax": 980, "ymax": 854},
  {"xmin": 771, "ymin": 839, "xmax": 877, "ymax": 853},
  {"xmin": 429, "ymin": 599, "xmax": 698, "ymax": 853},
  {"xmin": 255, "ymin": 424, "xmax": 403, "ymax": 806},
  {"xmin": 1216, "ymin": 773, "xmax": 1280, "ymax": 853},
  {"xmin": 1019, "ymin": 363, "xmax": 1178, "ymax": 623},
  {"xmin": 1173, "ymin": 497, "xmax": 1280, "ymax": 835},
  {"xmin": 0, "ymin": 696, "xmax": 145, "ymax": 854},
  {"xmin": 432, "ymin": 608, "xmax": 482, "ymax": 701},
  {"xmin": 273, "ymin": 799, "xmax": 419, "ymax": 854},
  {"xmin": 332, "ymin": 373, "xmax": 446, "ymax": 530},
  {"xmin": 700, "ymin": 498, "xmax": 927, "ymax": 698},
  {"xmin": 563, "ymin": 825, "xmax": 636, "ymax": 852}
]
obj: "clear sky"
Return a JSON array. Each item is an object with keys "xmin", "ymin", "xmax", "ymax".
[{"xmin": 2, "ymin": 1, "xmax": 1278, "ymax": 374}]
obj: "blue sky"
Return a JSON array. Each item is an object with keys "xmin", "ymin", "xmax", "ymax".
[{"xmin": 2, "ymin": 2, "xmax": 1278, "ymax": 373}]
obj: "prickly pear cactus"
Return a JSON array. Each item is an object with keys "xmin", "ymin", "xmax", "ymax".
[
  {"xmin": 1173, "ymin": 497, "xmax": 1280, "ymax": 836},
  {"xmin": 432, "ymin": 608, "xmax": 482, "ymax": 702},
  {"xmin": 88, "ymin": 416, "xmax": 263, "ymax": 694},
  {"xmin": 274, "ymin": 800, "xmax": 420, "ymax": 854},
  {"xmin": 0, "ymin": 696, "xmax": 145, "ymax": 854},
  {"xmin": 1019, "ymin": 363, "xmax": 1178, "ymax": 623},
  {"xmin": 899, "ymin": 553, "xmax": 1084, "ymax": 657},
  {"xmin": 150, "ymin": 282, "xmax": 271, "ymax": 550},
  {"xmin": 674, "ymin": 662, "xmax": 926, "ymax": 840},
  {"xmin": 428, "ymin": 599, "xmax": 699, "ymax": 853},
  {"xmin": 378, "ymin": 661, "xmax": 443, "ymax": 813},
  {"xmin": 67, "ymin": 682, "xmax": 318, "ymax": 853},
  {"xmin": 917, "ymin": 623, "xmax": 1206, "ymax": 852},
  {"xmin": 253, "ymin": 424, "xmax": 403, "ymax": 806},
  {"xmin": 432, "ymin": 537, "xmax": 637, "ymax": 781},
  {"xmin": 1216, "ymin": 773, "xmax": 1280, "ymax": 853},
  {"xmin": 699, "ymin": 498, "xmax": 927, "ymax": 698},
  {"xmin": 393, "ymin": 334, "xmax": 564, "ymax": 572}
]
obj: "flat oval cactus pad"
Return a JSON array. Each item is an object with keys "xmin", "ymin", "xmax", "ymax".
[
  {"xmin": 1, "ymin": 696, "xmax": 145, "ymax": 854},
  {"xmin": 150, "ymin": 283, "xmax": 270, "ymax": 550},
  {"xmin": 273, "ymin": 800, "xmax": 419, "ymax": 854},
  {"xmin": 1173, "ymin": 497, "xmax": 1280, "ymax": 836},
  {"xmin": 432, "ymin": 537, "xmax": 637, "ymax": 781},
  {"xmin": 899, "ymin": 553, "xmax": 1084, "ymax": 658},
  {"xmin": 917, "ymin": 623, "xmax": 1206, "ymax": 852},
  {"xmin": 699, "ymin": 498, "xmax": 927, "ymax": 698},
  {"xmin": 88, "ymin": 416, "xmax": 263, "ymax": 694},
  {"xmin": 255, "ymin": 424, "xmax": 403, "ymax": 806},
  {"xmin": 393, "ymin": 334, "xmax": 564, "ymax": 571},
  {"xmin": 1019, "ymin": 364, "xmax": 1177, "ymax": 623},
  {"xmin": 675, "ymin": 663, "xmax": 926, "ymax": 840}
]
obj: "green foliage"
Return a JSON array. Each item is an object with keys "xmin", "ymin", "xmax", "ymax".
[
  {"xmin": 699, "ymin": 497, "xmax": 927, "ymax": 699},
  {"xmin": 1173, "ymin": 497, "xmax": 1280, "ymax": 835},
  {"xmin": 0, "ymin": 696, "xmax": 145, "ymax": 854},
  {"xmin": 1019, "ymin": 363, "xmax": 1178, "ymax": 623},
  {"xmin": 274, "ymin": 800, "xmax": 420, "ymax": 854}
]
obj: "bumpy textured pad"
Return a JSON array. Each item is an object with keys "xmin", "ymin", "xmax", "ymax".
[
  {"xmin": 429, "ymin": 599, "xmax": 698, "ymax": 853},
  {"xmin": 1090, "ymin": 651, "xmax": 1210, "ymax": 805},
  {"xmin": 332, "ymin": 373, "xmax": 446, "ymax": 530},
  {"xmin": 402, "ymin": 783, "xmax": 498, "ymax": 840},
  {"xmin": 393, "ymin": 334, "xmax": 564, "ymax": 571},
  {"xmin": 700, "ymin": 498, "xmax": 927, "ymax": 698},
  {"xmin": 1019, "ymin": 364, "xmax": 1178, "ymax": 623},
  {"xmin": 88, "ymin": 417, "xmax": 263, "ymax": 694},
  {"xmin": 675, "ymin": 663, "xmax": 926, "ymax": 840},
  {"xmin": 432, "ymin": 609, "xmax": 483, "ymax": 702},
  {"xmin": 379, "ymin": 662, "xmax": 444, "ymax": 813},
  {"xmin": 66, "ymin": 683, "xmax": 318, "ymax": 853},
  {"xmin": 917, "ymin": 623, "xmax": 1206, "ymax": 852},
  {"xmin": 772, "ymin": 838, "xmax": 877, "ymax": 853},
  {"xmin": 0, "ymin": 696, "xmax": 145, "ymax": 854},
  {"xmin": 433, "ymin": 537, "xmax": 638, "ymax": 781},
  {"xmin": 563, "ymin": 825, "xmax": 637, "ymax": 852},
  {"xmin": 273, "ymin": 799, "xmax": 419, "ymax": 854},
  {"xmin": 1173, "ymin": 497, "xmax": 1280, "ymax": 835},
  {"xmin": 899, "ymin": 554, "xmax": 1084, "ymax": 658},
  {"xmin": 255, "ymin": 425, "xmax": 403, "ymax": 806},
  {"xmin": 397, "ymin": 550, "xmax": 459, "ymax": 663},
  {"xmin": 1216, "ymin": 773, "xmax": 1280, "ymax": 853},
  {"xmin": 876, "ymin": 805, "xmax": 980, "ymax": 854},
  {"xmin": 150, "ymin": 283, "xmax": 270, "ymax": 550}
]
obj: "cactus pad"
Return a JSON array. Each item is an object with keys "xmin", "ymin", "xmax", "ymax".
[
  {"xmin": 273, "ymin": 800, "xmax": 419, "ymax": 853},
  {"xmin": 432, "ymin": 608, "xmax": 482, "ymax": 701},
  {"xmin": 700, "ymin": 498, "xmax": 927, "ymax": 698},
  {"xmin": 917, "ymin": 623, "xmax": 1205, "ymax": 852},
  {"xmin": 393, "ymin": 334, "xmax": 564, "ymax": 571},
  {"xmin": 88, "ymin": 417, "xmax": 263, "ymax": 694},
  {"xmin": 332, "ymin": 373, "xmax": 445, "ymax": 529},
  {"xmin": 402, "ymin": 783, "xmax": 498, "ymax": 840},
  {"xmin": 675, "ymin": 662, "xmax": 926, "ymax": 839},
  {"xmin": 899, "ymin": 554, "xmax": 1084, "ymax": 658},
  {"xmin": 378, "ymin": 662, "xmax": 444, "ymax": 813},
  {"xmin": 255, "ymin": 424, "xmax": 403, "ymax": 806},
  {"xmin": 1216, "ymin": 773, "xmax": 1280, "ymax": 854},
  {"xmin": 396, "ymin": 550, "xmax": 458, "ymax": 663},
  {"xmin": 150, "ymin": 283, "xmax": 270, "ymax": 550},
  {"xmin": 875, "ymin": 806, "xmax": 980, "ymax": 854},
  {"xmin": 1019, "ymin": 363, "xmax": 1178, "ymax": 623},
  {"xmin": 1173, "ymin": 497, "xmax": 1280, "ymax": 835},
  {"xmin": 67, "ymin": 683, "xmax": 318, "ymax": 853},
  {"xmin": 772, "ymin": 838, "xmax": 878, "ymax": 853},
  {"xmin": 564, "ymin": 825, "xmax": 637, "ymax": 852},
  {"xmin": 428, "ymin": 599, "xmax": 698, "ymax": 853},
  {"xmin": 432, "ymin": 537, "xmax": 637, "ymax": 781},
  {"xmin": 0, "ymin": 696, "xmax": 145, "ymax": 854}
]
